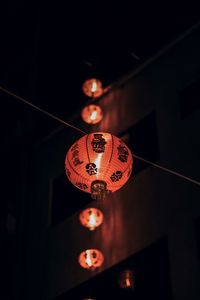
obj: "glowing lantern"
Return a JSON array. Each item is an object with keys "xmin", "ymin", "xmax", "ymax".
[
  {"xmin": 79, "ymin": 249, "xmax": 104, "ymax": 270},
  {"xmin": 65, "ymin": 132, "xmax": 133, "ymax": 200},
  {"xmin": 82, "ymin": 78, "xmax": 103, "ymax": 98},
  {"xmin": 79, "ymin": 208, "xmax": 103, "ymax": 231},
  {"xmin": 81, "ymin": 104, "xmax": 103, "ymax": 125},
  {"xmin": 119, "ymin": 270, "xmax": 134, "ymax": 290}
]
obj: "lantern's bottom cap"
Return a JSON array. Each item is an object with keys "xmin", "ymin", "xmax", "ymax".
[{"xmin": 91, "ymin": 180, "xmax": 111, "ymax": 200}]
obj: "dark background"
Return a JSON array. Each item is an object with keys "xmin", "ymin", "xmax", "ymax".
[
  {"xmin": 1, "ymin": 1, "xmax": 200, "ymax": 299},
  {"xmin": 1, "ymin": 1, "xmax": 200, "ymax": 141}
]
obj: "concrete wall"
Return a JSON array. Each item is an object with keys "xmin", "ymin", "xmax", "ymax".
[{"xmin": 27, "ymin": 26, "xmax": 200, "ymax": 299}]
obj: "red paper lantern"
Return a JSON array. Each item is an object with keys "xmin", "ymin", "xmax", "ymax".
[
  {"xmin": 79, "ymin": 249, "xmax": 104, "ymax": 270},
  {"xmin": 82, "ymin": 78, "xmax": 103, "ymax": 98},
  {"xmin": 81, "ymin": 104, "xmax": 103, "ymax": 124},
  {"xmin": 119, "ymin": 270, "xmax": 134, "ymax": 290},
  {"xmin": 65, "ymin": 132, "xmax": 133, "ymax": 200},
  {"xmin": 79, "ymin": 208, "xmax": 103, "ymax": 231}
]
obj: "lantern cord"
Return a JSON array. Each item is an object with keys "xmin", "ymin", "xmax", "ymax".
[
  {"xmin": 133, "ymin": 154, "xmax": 200, "ymax": 187},
  {"xmin": 0, "ymin": 86, "xmax": 87, "ymax": 135},
  {"xmin": 1, "ymin": 85, "xmax": 200, "ymax": 187}
]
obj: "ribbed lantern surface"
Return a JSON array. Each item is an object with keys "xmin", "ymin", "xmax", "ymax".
[{"xmin": 65, "ymin": 132, "xmax": 133, "ymax": 200}]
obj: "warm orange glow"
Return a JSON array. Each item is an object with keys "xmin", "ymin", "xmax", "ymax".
[
  {"xmin": 91, "ymin": 80, "xmax": 97, "ymax": 93},
  {"xmin": 85, "ymin": 250, "xmax": 92, "ymax": 267},
  {"xmin": 126, "ymin": 277, "xmax": 131, "ymax": 287},
  {"xmin": 88, "ymin": 212, "xmax": 96, "ymax": 228},
  {"xmin": 65, "ymin": 132, "xmax": 133, "ymax": 200},
  {"xmin": 94, "ymin": 153, "xmax": 103, "ymax": 171},
  {"xmin": 79, "ymin": 249, "xmax": 104, "ymax": 270},
  {"xmin": 119, "ymin": 270, "xmax": 134, "ymax": 290},
  {"xmin": 79, "ymin": 208, "xmax": 103, "ymax": 230},
  {"xmin": 90, "ymin": 110, "xmax": 97, "ymax": 121},
  {"xmin": 81, "ymin": 104, "xmax": 103, "ymax": 124},
  {"xmin": 82, "ymin": 78, "xmax": 103, "ymax": 98}
]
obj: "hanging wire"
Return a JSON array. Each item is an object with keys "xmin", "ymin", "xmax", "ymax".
[
  {"xmin": 1, "ymin": 85, "xmax": 200, "ymax": 187},
  {"xmin": 133, "ymin": 154, "xmax": 200, "ymax": 187},
  {"xmin": 0, "ymin": 86, "xmax": 86, "ymax": 135}
]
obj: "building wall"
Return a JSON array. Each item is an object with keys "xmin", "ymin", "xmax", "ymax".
[{"xmin": 26, "ymin": 26, "xmax": 200, "ymax": 299}]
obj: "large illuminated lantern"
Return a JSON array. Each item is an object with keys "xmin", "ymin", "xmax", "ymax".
[{"xmin": 65, "ymin": 132, "xmax": 133, "ymax": 200}]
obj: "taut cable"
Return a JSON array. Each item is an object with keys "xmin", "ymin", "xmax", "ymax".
[
  {"xmin": 1, "ymin": 85, "xmax": 200, "ymax": 187},
  {"xmin": 0, "ymin": 86, "xmax": 86, "ymax": 135},
  {"xmin": 133, "ymin": 154, "xmax": 200, "ymax": 187}
]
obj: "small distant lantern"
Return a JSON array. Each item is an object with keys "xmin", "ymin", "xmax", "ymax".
[
  {"xmin": 79, "ymin": 249, "xmax": 104, "ymax": 270},
  {"xmin": 82, "ymin": 78, "xmax": 103, "ymax": 98},
  {"xmin": 119, "ymin": 270, "xmax": 134, "ymax": 290},
  {"xmin": 79, "ymin": 208, "xmax": 103, "ymax": 231},
  {"xmin": 81, "ymin": 104, "xmax": 103, "ymax": 125},
  {"xmin": 65, "ymin": 132, "xmax": 133, "ymax": 200}
]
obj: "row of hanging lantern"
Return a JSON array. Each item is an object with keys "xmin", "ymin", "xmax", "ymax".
[
  {"xmin": 65, "ymin": 131, "xmax": 133, "ymax": 270},
  {"xmin": 65, "ymin": 79, "xmax": 133, "ymax": 274},
  {"xmin": 81, "ymin": 78, "xmax": 103, "ymax": 125},
  {"xmin": 76, "ymin": 79, "xmax": 105, "ymax": 271},
  {"xmin": 78, "ymin": 207, "xmax": 104, "ymax": 269}
]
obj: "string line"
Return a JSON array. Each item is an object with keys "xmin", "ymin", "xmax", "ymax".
[
  {"xmin": 133, "ymin": 154, "xmax": 200, "ymax": 187},
  {"xmin": 1, "ymin": 85, "xmax": 200, "ymax": 187},
  {"xmin": 0, "ymin": 86, "xmax": 86, "ymax": 135}
]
